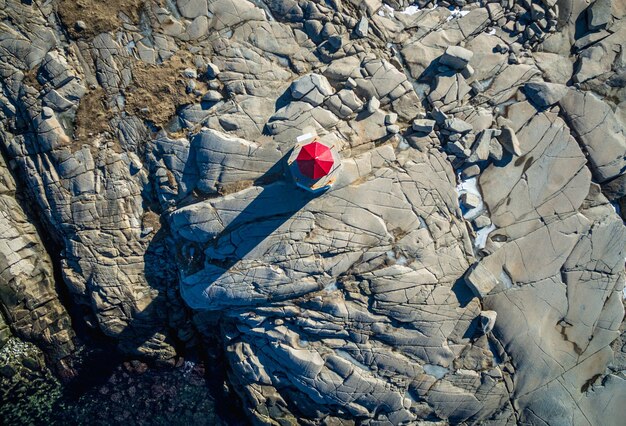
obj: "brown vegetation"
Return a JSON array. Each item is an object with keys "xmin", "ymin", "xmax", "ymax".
[
  {"xmin": 57, "ymin": 0, "xmax": 145, "ymax": 39},
  {"xmin": 125, "ymin": 53, "xmax": 204, "ymax": 128}
]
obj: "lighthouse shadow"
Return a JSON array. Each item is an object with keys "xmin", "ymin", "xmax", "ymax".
[{"xmin": 199, "ymin": 156, "xmax": 321, "ymax": 287}]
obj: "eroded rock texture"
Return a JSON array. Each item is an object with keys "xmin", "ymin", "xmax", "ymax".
[{"xmin": 0, "ymin": 0, "xmax": 625, "ymax": 424}]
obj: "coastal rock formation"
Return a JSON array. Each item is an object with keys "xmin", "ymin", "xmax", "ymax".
[{"xmin": 0, "ymin": 0, "xmax": 624, "ymax": 424}]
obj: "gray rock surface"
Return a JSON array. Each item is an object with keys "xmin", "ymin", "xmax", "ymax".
[
  {"xmin": 0, "ymin": 0, "xmax": 624, "ymax": 424},
  {"xmin": 0, "ymin": 155, "xmax": 75, "ymax": 372}
]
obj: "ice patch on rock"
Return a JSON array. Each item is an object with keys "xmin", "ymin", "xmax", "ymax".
[
  {"xmin": 456, "ymin": 176, "xmax": 485, "ymax": 220},
  {"xmin": 474, "ymin": 224, "xmax": 495, "ymax": 249},
  {"xmin": 423, "ymin": 364, "xmax": 449, "ymax": 379},
  {"xmin": 378, "ymin": 4, "xmax": 395, "ymax": 18},
  {"xmin": 399, "ymin": 5, "xmax": 420, "ymax": 15}
]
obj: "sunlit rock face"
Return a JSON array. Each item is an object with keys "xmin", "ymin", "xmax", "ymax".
[
  {"xmin": 170, "ymin": 138, "xmax": 490, "ymax": 423},
  {"xmin": 0, "ymin": 0, "xmax": 625, "ymax": 424}
]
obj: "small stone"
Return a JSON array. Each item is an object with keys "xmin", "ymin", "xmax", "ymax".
[
  {"xmin": 345, "ymin": 77, "xmax": 357, "ymax": 89},
  {"xmin": 474, "ymin": 214, "xmax": 492, "ymax": 229},
  {"xmin": 355, "ymin": 16, "xmax": 368, "ymax": 37},
  {"xmin": 386, "ymin": 124, "xmax": 400, "ymax": 134},
  {"xmin": 41, "ymin": 107, "xmax": 54, "ymax": 118},
  {"xmin": 467, "ymin": 129, "xmax": 495, "ymax": 163},
  {"xmin": 461, "ymin": 164, "xmax": 481, "ymax": 179},
  {"xmin": 202, "ymin": 90, "xmax": 223, "ymax": 102},
  {"xmin": 462, "ymin": 133, "xmax": 475, "ymax": 148},
  {"xmin": 412, "ymin": 119, "xmax": 435, "ymax": 133},
  {"xmin": 431, "ymin": 108, "xmax": 448, "ymax": 123},
  {"xmin": 495, "ymin": 44, "xmax": 509, "ymax": 53},
  {"xmin": 465, "ymin": 263, "xmax": 499, "ymax": 299},
  {"xmin": 385, "ymin": 113, "xmax": 398, "ymax": 125},
  {"xmin": 183, "ymin": 68, "xmax": 197, "ymax": 78},
  {"xmin": 446, "ymin": 141, "xmax": 470, "ymax": 158},
  {"xmin": 206, "ymin": 63, "xmax": 220, "ymax": 78},
  {"xmin": 461, "ymin": 192, "xmax": 481, "ymax": 209},
  {"xmin": 75, "ymin": 20, "xmax": 87, "ymax": 31},
  {"xmin": 367, "ymin": 97, "xmax": 380, "ymax": 114},
  {"xmin": 480, "ymin": 311, "xmax": 497, "ymax": 334},
  {"xmin": 328, "ymin": 35, "xmax": 343, "ymax": 50},
  {"xmin": 444, "ymin": 118, "xmax": 473, "ymax": 134}
]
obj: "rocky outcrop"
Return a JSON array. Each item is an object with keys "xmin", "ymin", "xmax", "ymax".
[
  {"xmin": 0, "ymin": 155, "xmax": 75, "ymax": 371},
  {"xmin": 0, "ymin": 0, "xmax": 624, "ymax": 424}
]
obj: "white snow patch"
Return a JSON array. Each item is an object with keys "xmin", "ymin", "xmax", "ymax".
[
  {"xmin": 399, "ymin": 5, "xmax": 421, "ymax": 15},
  {"xmin": 475, "ymin": 223, "xmax": 495, "ymax": 249},
  {"xmin": 297, "ymin": 132, "xmax": 314, "ymax": 143},
  {"xmin": 423, "ymin": 364, "xmax": 449, "ymax": 379},
  {"xmin": 378, "ymin": 4, "xmax": 395, "ymax": 18},
  {"xmin": 456, "ymin": 176, "xmax": 485, "ymax": 220},
  {"xmin": 398, "ymin": 137, "xmax": 410, "ymax": 150},
  {"xmin": 387, "ymin": 250, "xmax": 408, "ymax": 265},
  {"xmin": 610, "ymin": 201, "xmax": 621, "ymax": 217},
  {"xmin": 446, "ymin": 8, "xmax": 470, "ymax": 21}
]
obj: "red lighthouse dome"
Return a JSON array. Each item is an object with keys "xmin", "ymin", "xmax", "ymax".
[{"xmin": 295, "ymin": 141, "xmax": 334, "ymax": 180}]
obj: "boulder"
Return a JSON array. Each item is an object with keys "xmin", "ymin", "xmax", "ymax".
[
  {"xmin": 440, "ymin": 46, "xmax": 474, "ymax": 71},
  {"xmin": 496, "ymin": 126, "xmax": 522, "ymax": 156},
  {"xmin": 523, "ymin": 82, "xmax": 568, "ymax": 108}
]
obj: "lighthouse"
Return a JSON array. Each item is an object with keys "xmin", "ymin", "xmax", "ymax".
[{"xmin": 288, "ymin": 133, "xmax": 341, "ymax": 193}]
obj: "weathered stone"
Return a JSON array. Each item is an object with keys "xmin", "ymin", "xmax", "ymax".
[
  {"xmin": 559, "ymin": 90, "xmax": 626, "ymax": 183},
  {"xmin": 461, "ymin": 164, "xmax": 481, "ymax": 179},
  {"xmin": 367, "ymin": 96, "xmax": 380, "ymax": 113},
  {"xmin": 464, "ymin": 263, "xmax": 500, "ymax": 299},
  {"xmin": 440, "ymin": 46, "xmax": 474, "ymax": 71},
  {"xmin": 474, "ymin": 214, "xmax": 492, "ymax": 229},
  {"xmin": 444, "ymin": 118, "xmax": 473, "ymax": 134},
  {"xmin": 355, "ymin": 16, "xmax": 368, "ymax": 37},
  {"xmin": 291, "ymin": 73, "xmax": 335, "ymax": 107},
  {"xmin": 177, "ymin": 0, "xmax": 208, "ymax": 19},
  {"xmin": 412, "ymin": 119, "xmax": 435, "ymax": 133},
  {"xmin": 496, "ymin": 126, "xmax": 522, "ymax": 156},
  {"xmin": 587, "ymin": 0, "xmax": 612, "ymax": 30},
  {"xmin": 461, "ymin": 192, "xmax": 481, "ymax": 209},
  {"xmin": 206, "ymin": 62, "xmax": 220, "ymax": 78},
  {"xmin": 523, "ymin": 81, "xmax": 568, "ymax": 108}
]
